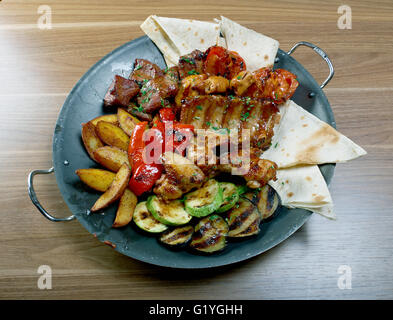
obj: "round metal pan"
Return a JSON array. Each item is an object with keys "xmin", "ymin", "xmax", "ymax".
[{"xmin": 28, "ymin": 36, "xmax": 335, "ymax": 269}]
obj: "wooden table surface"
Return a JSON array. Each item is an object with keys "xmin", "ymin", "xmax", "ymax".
[{"xmin": 1, "ymin": 0, "xmax": 392, "ymax": 300}]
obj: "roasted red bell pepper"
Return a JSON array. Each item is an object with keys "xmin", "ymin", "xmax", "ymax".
[
  {"xmin": 128, "ymin": 121, "xmax": 148, "ymax": 170},
  {"xmin": 159, "ymin": 108, "xmax": 176, "ymax": 122},
  {"xmin": 127, "ymin": 113, "xmax": 195, "ymax": 195},
  {"xmin": 128, "ymin": 163, "xmax": 163, "ymax": 196}
]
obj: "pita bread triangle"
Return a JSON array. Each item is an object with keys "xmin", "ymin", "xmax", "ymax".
[
  {"xmin": 141, "ymin": 16, "xmax": 222, "ymax": 66},
  {"xmin": 263, "ymin": 100, "xmax": 367, "ymax": 168},
  {"xmin": 140, "ymin": 16, "xmax": 180, "ymax": 67},
  {"xmin": 269, "ymin": 165, "xmax": 336, "ymax": 219},
  {"xmin": 218, "ymin": 16, "xmax": 279, "ymax": 71}
]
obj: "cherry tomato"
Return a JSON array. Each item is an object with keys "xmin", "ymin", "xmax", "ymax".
[
  {"xmin": 204, "ymin": 46, "xmax": 246, "ymax": 79},
  {"xmin": 204, "ymin": 46, "xmax": 229, "ymax": 77},
  {"xmin": 227, "ymin": 51, "xmax": 246, "ymax": 79}
]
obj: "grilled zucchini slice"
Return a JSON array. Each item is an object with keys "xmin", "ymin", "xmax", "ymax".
[
  {"xmin": 226, "ymin": 198, "xmax": 261, "ymax": 238},
  {"xmin": 242, "ymin": 185, "xmax": 279, "ymax": 220},
  {"xmin": 216, "ymin": 182, "xmax": 239, "ymax": 213},
  {"xmin": 190, "ymin": 215, "xmax": 228, "ymax": 253},
  {"xmin": 159, "ymin": 225, "xmax": 194, "ymax": 248},
  {"xmin": 133, "ymin": 201, "xmax": 168, "ymax": 233},
  {"xmin": 184, "ymin": 179, "xmax": 223, "ymax": 217},
  {"xmin": 147, "ymin": 195, "xmax": 192, "ymax": 226}
]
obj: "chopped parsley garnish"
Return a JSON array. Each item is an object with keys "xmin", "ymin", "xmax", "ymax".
[
  {"xmin": 180, "ymin": 57, "xmax": 195, "ymax": 65},
  {"xmin": 196, "ymin": 105, "xmax": 203, "ymax": 110},
  {"xmin": 187, "ymin": 69, "xmax": 199, "ymax": 75},
  {"xmin": 274, "ymin": 142, "xmax": 278, "ymax": 148},
  {"xmin": 206, "ymin": 121, "xmax": 212, "ymax": 127},
  {"xmin": 240, "ymin": 112, "xmax": 250, "ymax": 121},
  {"xmin": 133, "ymin": 105, "xmax": 144, "ymax": 113},
  {"xmin": 134, "ymin": 65, "xmax": 142, "ymax": 70},
  {"xmin": 193, "ymin": 116, "xmax": 200, "ymax": 120},
  {"xmin": 237, "ymin": 75, "xmax": 242, "ymax": 80}
]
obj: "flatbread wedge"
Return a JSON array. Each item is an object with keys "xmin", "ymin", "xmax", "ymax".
[
  {"xmin": 269, "ymin": 165, "xmax": 336, "ymax": 219},
  {"xmin": 140, "ymin": 15, "xmax": 179, "ymax": 66},
  {"xmin": 141, "ymin": 15, "xmax": 221, "ymax": 66},
  {"xmin": 218, "ymin": 16, "xmax": 279, "ymax": 71},
  {"xmin": 263, "ymin": 100, "xmax": 367, "ymax": 168}
]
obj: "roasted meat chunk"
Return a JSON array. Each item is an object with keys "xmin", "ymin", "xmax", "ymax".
[
  {"xmin": 103, "ymin": 75, "xmax": 140, "ymax": 107},
  {"xmin": 125, "ymin": 102, "xmax": 152, "ymax": 121},
  {"xmin": 154, "ymin": 152, "xmax": 205, "ymax": 201},
  {"xmin": 137, "ymin": 73, "xmax": 179, "ymax": 114},
  {"xmin": 129, "ymin": 59, "xmax": 164, "ymax": 85},
  {"xmin": 178, "ymin": 50, "xmax": 205, "ymax": 79},
  {"xmin": 180, "ymin": 95, "xmax": 279, "ymax": 150}
]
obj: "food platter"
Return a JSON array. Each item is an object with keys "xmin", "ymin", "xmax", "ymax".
[{"xmin": 28, "ymin": 35, "xmax": 335, "ymax": 268}]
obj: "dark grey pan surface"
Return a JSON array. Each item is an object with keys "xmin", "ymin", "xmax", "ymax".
[{"xmin": 52, "ymin": 36, "xmax": 335, "ymax": 269}]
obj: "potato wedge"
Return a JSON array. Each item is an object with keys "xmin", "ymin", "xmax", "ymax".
[
  {"xmin": 91, "ymin": 163, "xmax": 131, "ymax": 212},
  {"xmin": 81, "ymin": 122, "xmax": 104, "ymax": 161},
  {"xmin": 117, "ymin": 108, "xmax": 140, "ymax": 136},
  {"xmin": 112, "ymin": 189, "xmax": 137, "ymax": 227},
  {"xmin": 76, "ymin": 169, "xmax": 115, "ymax": 192},
  {"xmin": 95, "ymin": 121, "xmax": 130, "ymax": 151},
  {"xmin": 91, "ymin": 114, "xmax": 118, "ymax": 126},
  {"xmin": 93, "ymin": 146, "xmax": 130, "ymax": 172}
]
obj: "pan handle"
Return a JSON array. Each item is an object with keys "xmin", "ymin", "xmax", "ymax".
[
  {"xmin": 28, "ymin": 167, "xmax": 75, "ymax": 222},
  {"xmin": 287, "ymin": 41, "xmax": 334, "ymax": 89}
]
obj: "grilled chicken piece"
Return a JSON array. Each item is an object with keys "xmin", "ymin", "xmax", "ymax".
[
  {"xmin": 129, "ymin": 59, "xmax": 164, "ymax": 86},
  {"xmin": 178, "ymin": 50, "xmax": 205, "ymax": 79},
  {"xmin": 180, "ymin": 95, "xmax": 279, "ymax": 150},
  {"xmin": 103, "ymin": 75, "xmax": 140, "ymax": 107},
  {"xmin": 243, "ymin": 158, "xmax": 277, "ymax": 188},
  {"xmin": 175, "ymin": 76, "xmax": 230, "ymax": 107},
  {"xmin": 154, "ymin": 152, "xmax": 205, "ymax": 201},
  {"xmin": 195, "ymin": 76, "xmax": 230, "ymax": 94},
  {"xmin": 216, "ymin": 147, "xmax": 277, "ymax": 188},
  {"xmin": 175, "ymin": 75, "xmax": 207, "ymax": 106},
  {"xmin": 185, "ymin": 130, "xmax": 231, "ymax": 179},
  {"xmin": 229, "ymin": 71, "xmax": 255, "ymax": 96},
  {"xmin": 186, "ymin": 139, "xmax": 277, "ymax": 188}
]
